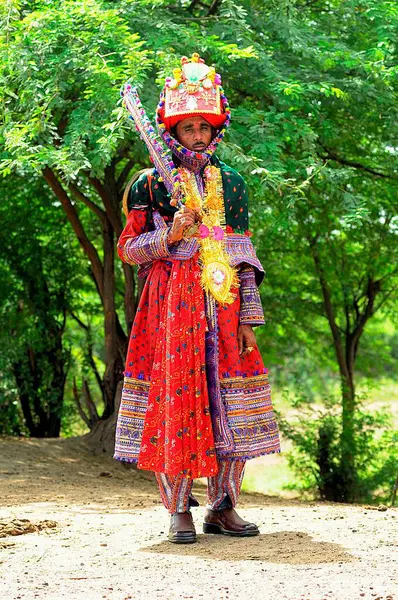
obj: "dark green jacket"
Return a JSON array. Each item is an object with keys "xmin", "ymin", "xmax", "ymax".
[{"xmin": 127, "ymin": 156, "xmax": 250, "ymax": 233}]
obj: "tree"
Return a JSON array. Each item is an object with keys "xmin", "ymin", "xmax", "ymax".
[
  {"xmin": 126, "ymin": 0, "xmax": 398, "ymax": 500},
  {"xmin": 0, "ymin": 175, "xmax": 78, "ymax": 436},
  {"xmin": 0, "ymin": 0, "xmax": 153, "ymax": 442},
  {"xmin": 0, "ymin": 0, "xmax": 255, "ymax": 448},
  {"xmin": 218, "ymin": 0, "xmax": 398, "ymax": 500}
]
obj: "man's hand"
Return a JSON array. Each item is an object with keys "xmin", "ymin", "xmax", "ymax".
[
  {"xmin": 238, "ymin": 324, "xmax": 257, "ymax": 357},
  {"xmin": 167, "ymin": 206, "xmax": 200, "ymax": 244}
]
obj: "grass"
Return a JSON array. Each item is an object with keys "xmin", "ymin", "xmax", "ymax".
[{"xmin": 242, "ymin": 453, "xmax": 298, "ymax": 499}]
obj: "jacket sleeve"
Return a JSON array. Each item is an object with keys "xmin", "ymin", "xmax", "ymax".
[
  {"xmin": 231, "ymin": 169, "xmax": 265, "ymax": 326},
  {"xmin": 117, "ymin": 174, "xmax": 171, "ymax": 266},
  {"xmin": 238, "ymin": 265, "xmax": 265, "ymax": 326}
]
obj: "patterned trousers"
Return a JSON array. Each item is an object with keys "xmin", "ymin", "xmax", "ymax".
[{"xmin": 155, "ymin": 460, "xmax": 246, "ymax": 514}]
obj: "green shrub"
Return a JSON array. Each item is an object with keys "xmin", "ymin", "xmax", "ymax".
[{"xmin": 278, "ymin": 397, "xmax": 398, "ymax": 504}]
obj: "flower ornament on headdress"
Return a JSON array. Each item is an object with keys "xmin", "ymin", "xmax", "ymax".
[{"xmin": 158, "ymin": 52, "xmax": 228, "ymax": 131}]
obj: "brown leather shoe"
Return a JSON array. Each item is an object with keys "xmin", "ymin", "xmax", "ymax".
[
  {"xmin": 168, "ymin": 511, "xmax": 196, "ymax": 544},
  {"xmin": 203, "ymin": 507, "xmax": 259, "ymax": 537}
]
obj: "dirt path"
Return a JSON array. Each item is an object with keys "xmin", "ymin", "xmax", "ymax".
[{"xmin": 0, "ymin": 437, "xmax": 396, "ymax": 600}]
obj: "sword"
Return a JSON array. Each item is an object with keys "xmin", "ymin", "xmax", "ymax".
[{"xmin": 122, "ymin": 84, "xmax": 182, "ymax": 205}]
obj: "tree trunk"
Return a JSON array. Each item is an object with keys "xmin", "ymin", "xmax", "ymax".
[
  {"xmin": 316, "ymin": 419, "xmax": 341, "ymax": 501},
  {"xmin": 12, "ymin": 336, "xmax": 66, "ymax": 438},
  {"xmin": 13, "ymin": 358, "xmax": 38, "ymax": 436},
  {"xmin": 44, "ymin": 329, "xmax": 67, "ymax": 437},
  {"xmin": 43, "ymin": 167, "xmax": 129, "ymax": 443},
  {"xmin": 83, "ymin": 380, "xmax": 124, "ymax": 455},
  {"xmin": 101, "ymin": 219, "xmax": 126, "ymax": 419},
  {"xmin": 338, "ymin": 372, "xmax": 356, "ymax": 502},
  {"xmin": 310, "ymin": 237, "xmax": 358, "ymax": 501}
]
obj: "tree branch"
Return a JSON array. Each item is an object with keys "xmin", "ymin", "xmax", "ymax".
[
  {"xmin": 308, "ymin": 235, "xmax": 349, "ymax": 380},
  {"xmin": 87, "ymin": 342, "xmax": 105, "ymax": 405},
  {"xmin": 87, "ymin": 171, "xmax": 123, "ymax": 237},
  {"xmin": 372, "ymin": 284, "xmax": 398, "ymax": 315},
  {"xmin": 318, "ymin": 143, "xmax": 397, "ymax": 180},
  {"xmin": 68, "ymin": 310, "xmax": 106, "ymax": 402},
  {"xmin": 350, "ymin": 278, "xmax": 381, "ymax": 361},
  {"xmin": 68, "ymin": 182, "xmax": 107, "ymax": 223},
  {"xmin": 73, "ymin": 378, "xmax": 100, "ymax": 430},
  {"xmin": 73, "ymin": 377, "xmax": 92, "ymax": 428},
  {"xmin": 42, "ymin": 167, "xmax": 105, "ymax": 302},
  {"xmin": 83, "ymin": 379, "xmax": 100, "ymax": 425},
  {"xmin": 117, "ymin": 159, "xmax": 134, "ymax": 193},
  {"xmin": 379, "ymin": 266, "xmax": 398, "ymax": 284},
  {"xmin": 207, "ymin": 0, "xmax": 222, "ymax": 16},
  {"xmin": 68, "ymin": 310, "xmax": 89, "ymax": 331}
]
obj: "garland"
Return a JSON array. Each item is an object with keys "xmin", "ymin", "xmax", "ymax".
[{"xmin": 179, "ymin": 165, "xmax": 238, "ymax": 305}]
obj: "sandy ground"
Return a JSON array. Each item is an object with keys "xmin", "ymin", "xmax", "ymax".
[{"xmin": 0, "ymin": 436, "xmax": 396, "ymax": 600}]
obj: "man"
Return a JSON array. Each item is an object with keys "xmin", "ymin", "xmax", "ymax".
[{"xmin": 114, "ymin": 53, "xmax": 280, "ymax": 544}]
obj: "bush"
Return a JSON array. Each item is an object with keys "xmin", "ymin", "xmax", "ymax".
[{"xmin": 278, "ymin": 395, "xmax": 398, "ymax": 504}]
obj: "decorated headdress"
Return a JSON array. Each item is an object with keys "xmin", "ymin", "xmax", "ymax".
[
  {"xmin": 157, "ymin": 53, "xmax": 228, "ymax": 131},
  {"xmin": 156, "ymin": 53, "xmax": 231, "ymax": 173}
]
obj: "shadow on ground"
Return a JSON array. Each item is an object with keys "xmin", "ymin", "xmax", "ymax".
[{"xmin": 141, "ymin": 531, "xmax": 355, "ymax": 564}]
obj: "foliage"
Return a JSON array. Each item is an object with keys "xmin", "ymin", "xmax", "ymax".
[
  {"xmin": 0, "ymin": 174, "xmax": 83, "ymax": 436},
  {"xmin": 0, "ymin": 0, "xmax": 156, "ymax": 430},
  {"xmin": 278, "ymin": 395, "xmax": 398, "ymax": 504},
  {"xmin": 0, "ymin": 0, "xmax": 150, "ymax": 179}
]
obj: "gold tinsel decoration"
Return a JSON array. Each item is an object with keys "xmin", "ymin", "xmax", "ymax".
[{"xmin": 178, "ymin": 165, "xmax": 238, "ymax": 305}]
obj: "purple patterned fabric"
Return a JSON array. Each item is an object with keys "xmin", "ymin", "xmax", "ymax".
[
  {"xmin": 122, "ymin": 211, "xmax": 170, "ymax": 266},
  {"xmin": 239, "ymin": 267, "xmax": 265, "ymax": 326},
  {"xmin": 122, "ymin": 228, "xmax": 170, "ymax": 265},
  {"xmin": 155, "ymin": 459, "xmax": 246, "ymax": 513},
  {"xmin": 225, "ymin": 235, "xmax": 265, "ymax": 286}
]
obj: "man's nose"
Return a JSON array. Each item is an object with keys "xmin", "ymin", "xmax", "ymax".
[{"xmin": 193, "ymin": 127, "xmax": 203, "ymax": 140}]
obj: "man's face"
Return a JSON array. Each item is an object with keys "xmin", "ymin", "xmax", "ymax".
[{"xmin": 175, "ymin": 116, "xmax": 212, "ymax": 152}]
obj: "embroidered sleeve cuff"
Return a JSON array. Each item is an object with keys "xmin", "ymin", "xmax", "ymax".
[
  {"xmin": 239, "ymin": 266, "xmax": 265, "ymax": 326},
  {"xmin": 122, "ymin": 228, "xmax": 171, "ymax": 265}
]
